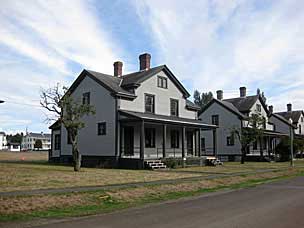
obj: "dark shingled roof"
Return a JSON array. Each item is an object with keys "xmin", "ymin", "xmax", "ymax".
[
  {"xmin": 27, "ymin": 132, "xmax": 51, "ymax": 138},
  {"xmin": 275, "ymin": 110, "xmax": 303, "ymax": 124},
  {"xmin": 86, "ymin": 70, "xmax": 135, "ymax": 97},
  {"xmin": 222, "ymin": 95, "xmax": 259, "ymax": 112},
  {"xmin": 270, "ymin": 113, "xmax": 296, "ymax": 128},
  {"xmin": 121, "ymin": 65, "xmax": 165, "ymax": 86},
  {"xmin": 186, "ymin": 100, "xmax": 200, "ymax": 110}
]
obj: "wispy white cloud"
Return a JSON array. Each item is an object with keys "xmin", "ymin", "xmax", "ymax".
[
  {"xmin": 0, "ymin": 0, "xmax": 124, "ymax": 132},
  {"xmin": 133, "ymin": 0, "xmax": 304, "ymax": 109}
]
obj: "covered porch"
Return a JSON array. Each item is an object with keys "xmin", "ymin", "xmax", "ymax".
[
  {"xmin": 247, "ymin": 129, "xmax": 289, "ymax": 160},
  {"xmin": 118, "ymin": 110, "xmax": 217, "ymax": 162}
]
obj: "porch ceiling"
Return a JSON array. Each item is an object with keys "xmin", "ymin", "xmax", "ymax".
[{"xmin": 119, "ymin": 110, "xmax": 217, "ymax": 129}]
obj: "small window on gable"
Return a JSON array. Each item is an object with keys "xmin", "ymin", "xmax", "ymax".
[
  {"xmin": 301, "ymin": 117, "xmax": 304, "ymax": 122},
  {"xmin": 97, "ymin": 122, "xmax": 106, "ymax": 135},
  {"xmin": 256, "ymin": 104, "xmax": 261, "ymax": 112},
  {"xmin": 157, "ymin": 76, "xmax": 167, "ymax": 89},
  {"xmin": 211, "ymin": 115, "xmax": 219, "ymax": 126},
  {"xmin": 83, "ymin": 92, "xmax": 90, "ymax": 105}
]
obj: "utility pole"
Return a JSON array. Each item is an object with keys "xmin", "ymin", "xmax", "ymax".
[{"xmin": 290, "ymin": 126, "xmax": 294, "ymax": 167}]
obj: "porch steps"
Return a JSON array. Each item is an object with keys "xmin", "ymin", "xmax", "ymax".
[{"xmin": 145, "ymin": 160, "xmax": 167, "ymax": 170}]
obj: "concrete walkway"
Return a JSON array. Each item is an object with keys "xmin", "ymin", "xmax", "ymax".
[{"xmin": 0, "ymin": 168, "xmax": 288, "ymax": 197}]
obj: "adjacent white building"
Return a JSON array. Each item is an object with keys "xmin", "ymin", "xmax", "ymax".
[
  {"xmin": 49, "ymin": 53, "xmax": 216, "ymax": 168},
  {"xmin": 199, "ymin": 87, "xmax": 288, "ymax": 161},
  {"xmin": 21, "ymin": 132, "xmax": 51, "ymax": 151},
  {"xmin": 0, "ymin": 132, "xmax": 7, "ymax": 150}
]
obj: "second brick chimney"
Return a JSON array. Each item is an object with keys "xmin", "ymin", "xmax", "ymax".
[
  {"xmin": 139, "ymin": 53, "xmax": 151, "ymax": 71},
  {"xmin": 240, "ymin": 86, "xmax": 246, "ymax": 97},
  {"xmin": 269, "ymin": 105, "xmax": 273, "ymax": 113},
  {"xmin": 216, "ymin": 90, "xmax": 223, "ymax": 100},
  {"xmin": 113, "ymin": 61, "xmax": 123, "ymax": 77},
  {"xmin": 287, "ymin": 103, "xmax": 292, "ymax": 112}
]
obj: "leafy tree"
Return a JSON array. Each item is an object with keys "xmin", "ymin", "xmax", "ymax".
[
  {"xmin": 193, "ymin": 90, "xmax": 213, "ymax": 110},
  {"xmin": 231, "ymin": 113, "xmax": 265, "ymax": 164},
  {"xmin": 201, "ymin": 92, "xmax": 213, "ymax": 107},
  {"xmin": 6, "ymin": 133, "xmax": 23, "ymax": 144},
  {"xmin": 276, "ymin": 138, "xmax": 297, "ymax": 161},
  {"xmin": 40, "ymin": 84, "xmax": 95, "ymax": 171},
  {"xmin": 193, "ymin": 90, "xmax": 202, "ymax": 106},
  {"xmin": 34, "ymin": 139, "xmax": 43, "ymax": 150}
]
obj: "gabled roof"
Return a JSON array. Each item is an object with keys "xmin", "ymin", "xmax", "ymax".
[
  {"xmin": 275, "ymin": 110, "xmax": 304, "ymax": 124},
  {"xmin": 222, "ymin": 95, "xmax": 259, "ymax": 113},
  {"xmin": 68, "ymin": 65, "xmax": 190, "ymax": 100},
  {"xmin": 199, "ymin": 98, "xmax": 248, "ymax": 119},
  {"xmin": 121, "ymin": 65, "xmax": 190, "ymax": 98},
  {"xmin": 270, "ymin": 113, "xmax": 296, "ymax": 128},
  {"xmin": 69, "ymin": 70, "xmax": 136, "ymax": 99},
  {"xmin": 49, "ymin": 120, "xmax": 61, "ymax": 130}
]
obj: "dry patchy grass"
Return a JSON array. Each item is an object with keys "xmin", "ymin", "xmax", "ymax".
[
  {"xmin": 0, "ymin": 151, "xmax": 48, "ymax": 162},
  {"xmin": 0, "ymin": 162, "xmax": 201, "ymax": 192}
]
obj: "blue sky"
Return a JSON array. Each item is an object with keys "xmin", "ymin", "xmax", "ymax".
[{"xmin": 0, "ymin": 0, "xmax": 303, "ymax": 134}]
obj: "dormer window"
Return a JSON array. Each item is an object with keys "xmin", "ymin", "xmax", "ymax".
[
  {"xmin": 82, "ymin": 92, "xmax": 90, "ymax": 105},
  {"xmin": 256, "ymin": 104, "xmax": 261, "ymax": 112},
  {"xmin": 157, "ymin": 76, "xmax": 167, "ymax": 89},
  {"xmin": 145, "ymin": 94, "xmax": 155, "ymax": 113}
]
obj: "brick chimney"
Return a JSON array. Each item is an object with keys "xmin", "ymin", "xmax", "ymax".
[
  {"xmin": 139, "ymin": 53, "xmax": 151, "ymax": 71},
  {"xmin": 287, "ymin": 103, "xmax": 292, "ymax": 112},
  {"xmin": 269, "ymin": 105, "xmax": 273, "ymax": 114},
  {"xmin": 240, "ymin": 86, "xmax": 246, "ymax": 97},
  {"xmin": 216, "ymin": 90, "xmax": 223, "ymax": 100},
  {"xmin": 113, "ymin": 61, "xmax": 123, "ymax": 77}
]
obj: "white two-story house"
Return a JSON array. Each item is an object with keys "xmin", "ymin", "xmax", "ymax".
[
  {"xmin": 49, "ymin": 53, "xmax": 216, "ymax": 168},
  {"xmin": 21, "ymin": 132, "xmax": 51, "ymax": 151},
  {"xmin": 199, "ymin": 87, "xmax": 288, "ymax": 161}
]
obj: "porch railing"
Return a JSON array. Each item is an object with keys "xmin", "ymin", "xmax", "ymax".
[{"xmin": 120, "ymin": 146, "xmax": 215, "ymax": 159}]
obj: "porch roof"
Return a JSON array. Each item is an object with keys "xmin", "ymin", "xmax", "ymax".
[
  {"xmin": 243, "ymin": 127, "xmax": 289, "ymax": 137},
  {"xmin": 119, "ymin": 110, "xmax": 217, "ymax": 129}
]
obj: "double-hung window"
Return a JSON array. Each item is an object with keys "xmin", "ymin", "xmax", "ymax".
[
  {"xmin": 226, "ymin": 135, "xmax": 234, "ymax": 146},
  {"xmin": 97, "ymin": 122, "xmax": 107, "ymax": 135},
  {"xmin": 145, "ymin": 94, "xmax": 155, "ymax": 113},
  {"xmin": 170, "ymin": 99, "xmax": 179, "ymax": 117}
]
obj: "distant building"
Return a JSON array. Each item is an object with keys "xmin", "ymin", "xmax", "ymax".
[
  {"xmin": 7, "ymin": 142, "xmax": 21, "ymax": 152},
  {"xmin": 21, "ymin": 132, "xmax": 51, "ymax": 151},
  {"xmin": 0, "ymin": 132, "xmax": 7, "ymax": 150}
]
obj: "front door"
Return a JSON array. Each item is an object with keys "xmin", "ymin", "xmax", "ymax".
[
  {"xmin": 124, "ymin": 126, "xmax": 134, "ymax": 156},
  {"xmin": 186, "ymin": 131, "xmax": 193, "ymax": 155}
]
